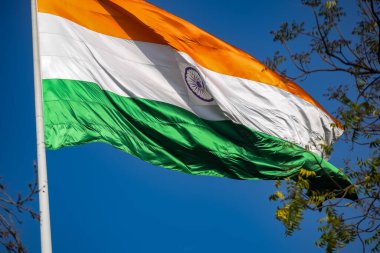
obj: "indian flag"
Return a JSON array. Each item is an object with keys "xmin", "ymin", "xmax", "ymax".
[{"xmin": 37, "ymin": 0, "xmax": 350, "ymax": 193}]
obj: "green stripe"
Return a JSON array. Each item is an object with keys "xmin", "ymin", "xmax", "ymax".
[{"xmin": 43, "ymin": 79, "xmax": 351, "ymax": 192}]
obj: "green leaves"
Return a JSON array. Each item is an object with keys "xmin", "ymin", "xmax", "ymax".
[
  {"xmin": 316, "ymin": 207, "xmax": 356, "ymax": 253},
  {"xmin": 268, "ymin": 1, "xmax": 380, "ymax": 251},
  {"xmin": 275, "ymin": 203, "xmax": 304, "ymax": 236},
  {"xmin": 271, "ymin": 22, "xmax": 305, "ymax": 43},
  {"xmin": 325, "ymin": 1, "xmax": 337, "ymax": 9}
]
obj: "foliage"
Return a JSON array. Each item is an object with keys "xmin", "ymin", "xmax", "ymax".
[
  {"xmin": 0, "ymin": 163, "xmax": 39, "ymax": 253},
  {"xmin": 266, "ymin": 0, "xmax": 380, "ymax": 252}
]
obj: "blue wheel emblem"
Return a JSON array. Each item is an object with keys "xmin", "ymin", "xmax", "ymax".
[{"xmin": 184, "ymin": 67, "xmax": 214, "ymax": 102}]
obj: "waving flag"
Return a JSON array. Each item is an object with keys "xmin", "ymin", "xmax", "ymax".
[{"xmin": 38, "ymin": 0, "xmax": 350, "ymax": 192}]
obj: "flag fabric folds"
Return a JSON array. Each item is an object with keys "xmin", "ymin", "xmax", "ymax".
[{"xmin": 38, "ymin": 0, "xmax": 351, "ymax": 193}]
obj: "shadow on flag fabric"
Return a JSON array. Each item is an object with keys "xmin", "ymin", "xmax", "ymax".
[{"xmin": 37, "ymin": 0, "xmax": 354, "ymax": 197}]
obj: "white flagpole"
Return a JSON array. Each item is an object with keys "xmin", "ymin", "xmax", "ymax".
[{"xmin": 31, "ymin": 0, "xmax": 53, "ymax": 252}]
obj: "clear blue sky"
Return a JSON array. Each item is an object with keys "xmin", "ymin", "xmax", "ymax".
[{"xmin": 1, "ymin": 0, "xmax": 360, "ymax": 252}]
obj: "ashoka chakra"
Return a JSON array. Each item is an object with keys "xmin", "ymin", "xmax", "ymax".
[{"xmin": 184, "ymin": 67, "xmax": 214, "ymax": 102}]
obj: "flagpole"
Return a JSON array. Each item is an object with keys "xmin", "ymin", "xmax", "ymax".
[{"xmin": 31, "ymin": 0, "xmax": 53, "ymax": 252}]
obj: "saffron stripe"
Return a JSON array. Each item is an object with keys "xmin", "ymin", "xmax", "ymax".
[{"xmin": 37, "ymin": 0, "xmax": 340, "ymax": 126}]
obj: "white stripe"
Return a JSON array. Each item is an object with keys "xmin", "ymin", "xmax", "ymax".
[{"xmin": 38, "ymin": 13, "xmax": 342, "ymax": 157}]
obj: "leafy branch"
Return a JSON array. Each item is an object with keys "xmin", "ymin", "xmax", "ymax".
[{"xmin": 266, "ymin": 0, "xmax": 380, "ymax": 252}]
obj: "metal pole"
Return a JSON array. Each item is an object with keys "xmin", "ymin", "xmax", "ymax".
[{"xmin": 31, "ymin": 0, "xmax": 53, "ymax": 252}]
